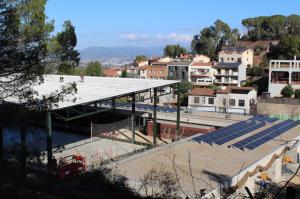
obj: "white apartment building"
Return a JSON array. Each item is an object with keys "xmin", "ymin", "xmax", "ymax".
[
  {"xmin": 139, "ymin": 66, "xmax": 147, "ymax": 79},
  {"xmin": 218, "ymin": 47, "xmax": 254, "ymax": 67},
  {"xmin": 268, "ymin": 59, "xmax": 300, "ymax": 97},
  {"xmin": 188, "ymin": 87, "xmax": 257, "ymax": 114},
  {"xmin": 213, "ymin": 62, "xmax": 247, "ymax": 86},
  {"xmin": 188, "ymin": 62, "xmax": 215, "ymax": 86}
]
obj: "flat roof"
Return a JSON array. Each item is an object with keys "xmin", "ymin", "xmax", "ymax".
[
  {"xmin": 113, "ymin": 117, "xmax": 300, "ymax": 197},
  {"xmin": 4, "ymin": 75, "xmax": 179, "ymax": 110}
]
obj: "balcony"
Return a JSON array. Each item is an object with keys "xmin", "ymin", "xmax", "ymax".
[
  {"xmin": 214, "ymin": 79, "xmax": 238, "ymax": 84},
  {"xmin": 190, "ymin": 71, "xmax": 211, "ymax": 77},
  {"xmin": 215, "ymin": 72, "xmax": 238, "ymax": 76}
]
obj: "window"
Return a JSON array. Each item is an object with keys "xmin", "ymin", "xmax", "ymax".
[
  {"xmin": 220, "ymin": 58, "xmax": 224, "ymax": 62},
  {"xmin": 231, "ymin": 58, "xmax": 234, "ymax": 61},
  {"xmin": 217, "ymin": 69, "xmax": 221, "ymax": 74},
  {"xmin": 194, "ymin": 97, "xmax": 199, "ymax": 104},
  {"xmin": 237, "ymin": 58, "xmax": 241, "ymax": 62},
  {"xmin": 153, "ymin": 70, "xmax": 156, "ymax": 74},
  {"xmin": 208, "ymin": 98, "xmax": 214, "ymax": 105},
  {"xmin": 160, "ymin": 70, "xmax": 163, "ymax": 74},
  {"xmin": 227, "ymin": 58, "xmax": 230, "ymax": 61},
  {"xmin": 229, "ymin": 99, "xmax": 235, "ymax": 106},
  {"xmin": 238, "ymin": 100, "xmax": 245, "ymax": 107},
  {"xmin": 201, "ymin": 97, "xmax": 205, "ymax": 104},
  {"xmin": 149, "ymin": 70, "xmax": 152, "ymax": 74}
]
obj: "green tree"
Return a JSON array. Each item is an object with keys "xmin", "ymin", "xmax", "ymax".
[
  {"xmin": 267, "ymin": 35, "xmax": 300, "ymax": 60},
  {"xmin": 177, "ymin": 81, "xmax": 193, "ymax": 103},
  {"xmin": 0, "ymin": 0, "xmax": 54, "ymax": 99},
  {"xmin": 164, "ymin": 44, "xmax": 187, "ymax": 58},
  {"xmin": 246, "ymin": 65, "xmax": 264, "ymax": 77},
  {"xmin": 287, "ymin": 15, "xmax": 300, "ymax": 35},
  {"xmin": 191, "ymin": 20, "xmax": 239, "ymax": 60},
  {"xmin": 281, "ymin": 85, "xmax": 294, "ymax": 98},
  {"xmin": 55, "ymin": 20, "xmax": 80, "ymax": 74},
  {"xmin": 85, "ymin": 61, "xmax": 103, "ymax": 76},
  {"xmin": 294, "ymin": 89, "xmax": 300, "ymax": 99},
  {"xmin": 242, "ymin": 15, "xmax": 300, "ymax": 41},
  {"xmin": 121, "ymin": 70, "xmax": 128, "ymax": 78},
  {"xmin": 135, "ymin": 55, "xmax": 147, "ymax": 62}
]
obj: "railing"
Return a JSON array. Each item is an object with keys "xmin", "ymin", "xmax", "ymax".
[
  {"xmin": 215, "ymin": 72, "xmax": 238, "ymax": 76},
  {"xmin": 270, "ymin": 60, "xmax": 300, "ymax": 69}
]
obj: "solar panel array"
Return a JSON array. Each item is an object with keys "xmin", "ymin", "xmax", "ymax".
[
  {"xmin": 249, "ymin": 115, "xmax": 278, "ymax": 123},
  {"xmin": 192, "ymin": 119, "xmax": 264, "ymax": 145},
  {"xmin": 231, "ymin": 120, "xmax": 300, "ymax": 150}
]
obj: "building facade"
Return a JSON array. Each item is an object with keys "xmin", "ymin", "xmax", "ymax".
[
  {"xmin": 268, "ymin": 59, "xmax": 300, "ymax": 97},
  {"xmin": 188, "ymin": 87, "xmax": 257, "ymax": 114},
  {"xmin": 167, "ymin": 61, "xmax": 192, "ymax": 81},
  {"xmin": 213, "ymin": 62, "xmax": 247, "ymax": 86},
  {"xmin": 188, "ymin": 62, "xmax": 215, "ymax": 86},
  {"xmin": 218, "ymin": 47, "xmax": 254, "ymax": 67}
]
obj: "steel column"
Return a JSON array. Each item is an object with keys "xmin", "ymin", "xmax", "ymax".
[
  {"xmin": 20, "ymin": 126, "xmax": 27, "ymax": 180},
  {"xmin": 131, "ymin": 93, "xmax": 136, "ymax": 143},
  {"xmin": 153, "ymin": 88, "xmax": 158, "ymax": 146},
  {"xmin": 0, "ymin": 126, "xmax": 3, "ymax": 160},
  {"xmin": 176, "ymin": 83, "xmax": 181, "ymax": 140},
  {"xmin": 46, "ymin": 111, "xmax": 52, "ymax": 167}
]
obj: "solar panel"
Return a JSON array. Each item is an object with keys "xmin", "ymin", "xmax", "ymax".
[
  {"xmin": 250, "ymin": 115, "xmax": 278, "ymax": 123},
  {"xmin": 192, "ymin": 119, "xmax": 265, "ymax": 145},
  {"xmin": 231, "ymin": 120, "xmax": 300, "ymax": 150}
]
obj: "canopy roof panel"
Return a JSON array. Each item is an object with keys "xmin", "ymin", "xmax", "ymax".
[{"xmin": 4, "ymin": 75, "xmax": 179, "ymax": 110}]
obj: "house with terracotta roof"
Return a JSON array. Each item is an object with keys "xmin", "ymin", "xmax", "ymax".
[
  {"xmin": 188, "ymin": 62, "xmax": 215, "ymax": 86},
  {"xmin": 218, "ymin": 47, "xmax": 254, "ymax": 67},
  {"xmin": 103, "ymin": 68, "xmax": 122, "ymax": 78},
  {"xmin": 188, "ymin": 86, "xmax": 257, "ymax": 114}
]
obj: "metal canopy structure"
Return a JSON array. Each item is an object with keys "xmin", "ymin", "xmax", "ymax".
[{"xmin": 3, "ymin": 75, "xmax": 180, "ymax": 167}]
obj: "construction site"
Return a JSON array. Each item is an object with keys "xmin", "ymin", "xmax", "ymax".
[{"xmin": 1, "ymin": 75, "xmax": 300, "ymax": 198}]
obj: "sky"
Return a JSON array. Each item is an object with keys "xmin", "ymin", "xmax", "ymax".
[{"xmin": 45, "ymin": 0, "xmax": 300, "ymax": 49}]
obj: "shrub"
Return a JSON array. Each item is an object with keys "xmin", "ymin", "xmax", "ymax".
[
  {"xmin": 295, "ymin": 89, "xmax": 300, "ymax": 98},
  {"xmin": 281, "ymin": 85, "xmax": 294, "ymax": 98}
]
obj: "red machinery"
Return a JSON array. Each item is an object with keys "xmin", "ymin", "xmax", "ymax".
[{"xmin": 57, "ymin": 155, "xmax": 86, "ymax": 180}]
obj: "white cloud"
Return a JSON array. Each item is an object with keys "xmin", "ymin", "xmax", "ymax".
[{"xmin": 119, "ymin": 33, "xmax": 193, "ymax": 44}]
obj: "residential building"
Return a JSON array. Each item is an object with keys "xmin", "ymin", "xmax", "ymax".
[
  {"xmin": 158, "ymin": 56, "xmax": 172, "ymax": 63},
  {"xmin": 213, "ymin": 62, "xmax": 247, "ymax": 86},
  {"xmin": 135, "ymin": 60, "xmax": 149, "ymax": 67},
  {"xmin": 148, "ymin": 57, "xmax": 160, "ymax": 65},
  {"xmin": 188, "ymin": 86, "xmax": 257, "ymax": 114},
  {"xmin": 146, "ymin": 65, "xmax": 168, "ymax": 80},
  {"xmin": 167, "ymin": 61, "xmax": 192, "ymax": 81},
  {"xmin": 233, "ymin": 40, "xmax": 279, "ymax": 65},
  {"xmin": 139, "ymin": 66, "xmax": 147, "ymax": 79},
  {"xmin": 151, "ymin": 61, "xmax": 168, "ymax": 67},
  {"xmin": 126, "ymin": 65, "xmax": 140, "ymax": 78},
  {"xmin": 103, "ymin": 68, "xmax": 122, "ymax": 78},
  {"xmin": 218, "ymin": 47, "xmax": 254, "ymax": 67},
  {"xmin": 193, "ymin": 54, "xmax": 210, "ymax": 63},
  {"xmin": 188, "ymin": 62, "xmax": 215, "ymax": 86},
  {"xmin": 268, "ymin": 59, "xmax": 300, "ymax": 97}
]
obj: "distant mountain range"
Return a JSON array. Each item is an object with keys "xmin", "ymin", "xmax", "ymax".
[{"xmin": 79, "ymin": 46, "xmax": 165, "ymax": 65}]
